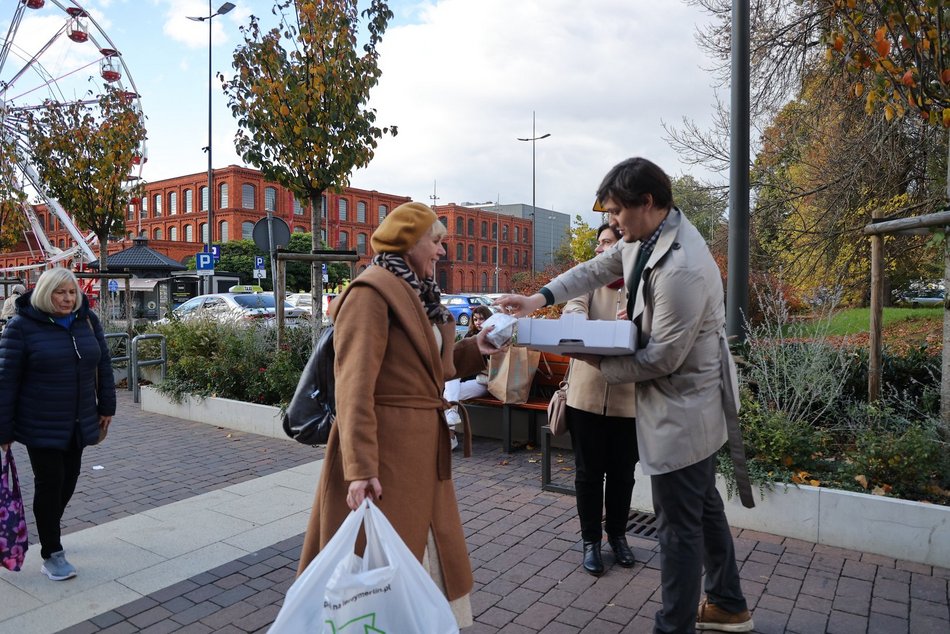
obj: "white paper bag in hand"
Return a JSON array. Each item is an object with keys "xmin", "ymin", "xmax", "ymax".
[{"xmin": 269, "ymin": 500, "xmax": 458, "ymax": 634}]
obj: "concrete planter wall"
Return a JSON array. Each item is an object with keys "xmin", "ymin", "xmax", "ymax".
[
  {"xmin": 630, "ymin": 465, "xmax": 950, "ymax": 569},
  {"xmin": 140, "ymin": 386, "xmax": 287, "ymax": 440},
  {"xmin": 141, "ymin": 387, "xmax": 950, "ymax": 568}
]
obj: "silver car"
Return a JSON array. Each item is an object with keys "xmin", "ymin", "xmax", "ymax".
[{"xmin": 170, "ymin": 291, "xmax": 307, "ymax": 325}]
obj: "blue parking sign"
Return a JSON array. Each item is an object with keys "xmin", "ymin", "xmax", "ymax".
[
  {"xmin": 196, "ymin": 252, "xmax": 214, "ymax": 272},
  {"xmin": 204, "ymin": 245, "xmax": 221, "ymax": 262},
  {"xmin": 255, "ymin": 256, "xmax": 266, "ymax": 270}
]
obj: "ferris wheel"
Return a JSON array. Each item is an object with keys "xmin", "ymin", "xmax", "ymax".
[{"xmin": 0, "ymin": 0, "xmax": 146, "ymax": 274}]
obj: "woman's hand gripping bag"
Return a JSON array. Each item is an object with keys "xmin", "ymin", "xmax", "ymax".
[{"xmin": 269, "ymin": 500, "xmax": 458, "ymax": 634}]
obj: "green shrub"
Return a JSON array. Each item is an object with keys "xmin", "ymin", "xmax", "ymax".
[
  {"xmin": 151, "ymin": 319, "xmax": 314, "ymax": 407},
  {"xmin": 843, "ymin": 421, "xmax": 949, "ymax": 501}
]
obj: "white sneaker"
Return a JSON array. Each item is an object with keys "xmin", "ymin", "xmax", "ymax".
[
  {"xmin": 445, "ymin": 409, "xmax": 462, "ymax": 428},
  {"xmin": 450, "ymin": 434, "xmax": 459, "ymax": 451}
]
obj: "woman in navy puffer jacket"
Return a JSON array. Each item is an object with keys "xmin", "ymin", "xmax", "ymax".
[{"xmin": 0, "ymin": 268, "xmax": 116, "ymax": 581}]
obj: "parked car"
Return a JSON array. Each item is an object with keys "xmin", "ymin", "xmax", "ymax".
[
  {"xmin": 166, "ymin": 286, "xmax": 307, "ymax": 325},
  {"xmin": 440, "ymin": 294, "xmax": 498, "ymax": 326},
  {"xmin": 286, "ymin": 292, "xmax": 338, "ymax": 322},
  {"xmin": 898, "ymin": 288, "xmax": 944, "ymax": 308}
]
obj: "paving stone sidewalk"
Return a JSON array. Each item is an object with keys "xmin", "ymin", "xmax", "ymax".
[{"xmin": 13, "ymin": 391, "xmax": 950, "ymax": 633}]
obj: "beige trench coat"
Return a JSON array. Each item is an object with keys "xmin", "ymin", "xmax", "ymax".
[
  {"xmin": 545, "ymin": 209, "xmax": 732, "ymax": 475},
  {"xmin": 562, "ymin": 284, "xmax": 636, "ymax": 417},
  {"xmin": 296, "ymin": 266, "xmax": 484, "ymax": 601}
]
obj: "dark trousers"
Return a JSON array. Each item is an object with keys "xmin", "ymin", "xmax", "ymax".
[
  {"xmin": 566, "ymin": 406, "xmax": 638, "ymax": 543},
  {"xmin": 26, "ymin": 442, "xmax": 84, "ymax": 560},
  {"xmin": 651, "ymin": 453, "xmax": 747, "ymax": 634}
]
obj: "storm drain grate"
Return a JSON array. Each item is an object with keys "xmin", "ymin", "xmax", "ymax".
[{"xmin": 626, "ymin": 510, "xmax": 659, "ymax": 541}]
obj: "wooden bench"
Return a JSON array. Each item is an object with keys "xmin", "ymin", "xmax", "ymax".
[{"xmin": 463, "ymin": 351, "xmax": 570, "ymax": 457}]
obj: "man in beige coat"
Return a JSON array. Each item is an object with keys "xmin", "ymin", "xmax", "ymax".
[{"xmin": 498, "ymin": 158, "xmax": 753, "ymax": 633}]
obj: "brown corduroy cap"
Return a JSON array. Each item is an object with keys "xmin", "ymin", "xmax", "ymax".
[{"xmin": 371, "ymin": 201, "xmax": 438, "ymax": 254}]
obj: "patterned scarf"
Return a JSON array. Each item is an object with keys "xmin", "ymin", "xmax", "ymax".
[{"xmin": 372, "ymin": 252, "xmax": 451, "ymax": 324}]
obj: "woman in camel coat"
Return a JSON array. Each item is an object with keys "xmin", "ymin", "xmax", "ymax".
[{"xmin": 297, "ymin": 201, "xmax": 500, "ymax": 627}]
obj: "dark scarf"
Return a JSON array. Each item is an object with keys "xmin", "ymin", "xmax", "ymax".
[{"xmin": 372, "ymin": 253, "xmax": 451, "ymax": 324}]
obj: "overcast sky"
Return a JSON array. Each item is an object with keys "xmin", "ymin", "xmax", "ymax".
[{"xmin": 6, "ymin": 0, "xmax": 723, "ymax": 218}]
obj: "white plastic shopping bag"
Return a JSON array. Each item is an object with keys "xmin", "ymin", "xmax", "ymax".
[{"xmin": 269, "ymin": 500, "xmax": 459, "ymax": 634}]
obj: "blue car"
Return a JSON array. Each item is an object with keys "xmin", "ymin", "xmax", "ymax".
[{"xmin": 440, "ymin": 294, "xmax": 495, "ymax": 326}]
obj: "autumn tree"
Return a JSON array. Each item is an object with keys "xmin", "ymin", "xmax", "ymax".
[
  {"xmin": 223, "ymin": 0, "xmax": 395, "ymax": 329},
  {"xmin": 0, "ymin": 134, "xmax": 26, "ymax": 252},
  {"xmin": 673, "ymin": 0, "xmax": 946, "ymax": 302},
  {"xmin": 25, "ymin": 87, "xmax": 146, "ymax": 300},
  {"xmin": 671, "ymin": 174, "xmax": 728, "ymax": 248}
]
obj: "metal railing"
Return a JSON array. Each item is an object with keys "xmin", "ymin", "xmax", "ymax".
[
  {"xmin": 104, "ymin": 332, "xmax": 132, "ymax": 389},
  {"xmin": 130, "ymin": 334, "xmax": 167, "ymax": 403}
]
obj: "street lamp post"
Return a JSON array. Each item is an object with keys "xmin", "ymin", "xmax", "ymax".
[
  {"xmin": 188, "ymin": 2, "xmax": 235, "ymax": 293},
  {"xmin": 517, "ymin": 111, "xmax": 550, "ymax": 277}
]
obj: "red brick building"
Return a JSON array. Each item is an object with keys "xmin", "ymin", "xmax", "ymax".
[
  {"xmin": 432, "ymin": 203, "xmax": 533, "ymax": 293},
  {"xmin": 1, "ymin": 166, "xmax": 535, "ymax": 293}
]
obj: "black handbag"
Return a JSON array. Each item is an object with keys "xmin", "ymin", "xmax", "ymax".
[{"xmin": 283, "ymin": 325, "xmax": 336, "ymax": 445}]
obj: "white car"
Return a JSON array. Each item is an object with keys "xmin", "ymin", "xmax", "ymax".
[{"xmin": 286, "ymin": 292, "xmax": 337, "ymax": 321}]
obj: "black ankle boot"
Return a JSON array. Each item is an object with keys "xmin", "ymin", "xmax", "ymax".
[
  {"xmin": 607, "ymin": 535, "xmax": 636, "ymax": 568},
  {"xmin": 582, "ymin": 541, "xmax": 604, "ymax": 576}
]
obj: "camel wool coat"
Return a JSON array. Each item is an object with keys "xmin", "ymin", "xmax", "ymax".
[{"xmin": 296, "ymin": 265, "xmax": 484, "ymax": 601}]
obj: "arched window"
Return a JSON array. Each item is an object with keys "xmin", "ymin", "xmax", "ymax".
[
  {"xmin": 139, "ymin": 229, "xmax": 147, "ymax": 238},
  {"xmin": 169, "ymin": 226, "xmax": 178, "ymax": 241},
  {"xmin": 265, "ymin": 187, "xmax": 277, "ymax": 211},
  {"xmin": 168, "ymin": 191, "xmax": 178, "ymax": 215},
  {"xmin": 140, "ymin": 195, "xmax": 147, "ymax": 218},
  {"xmin": 338, "ymin": 231, "xmax": 349, "ymax": 249},
  {"xmin": 481, "ymin": 246, "xmax": 488, "ymax": 263},
  {"xmin": 293, "ymin": 198, "xmax": 304, "ymax": 215},
  {"xmin": 320, "ymin": 228, "xmax": 327, "ymax": 243},
  {"xmin": 491, "ymin": 222, "xmax": 497, "ymax": 240},
  {"xmin": 456, "ymin": 244, "xmax": 464, "ymax": 261},
  {"xmin": 502, "ymin": 225, "xmax": 509, "ymax": 241},
  {"xmin": 467, "ymin": 244, "xmax": 474, "ymax": 262},
  {"xmin": 356, "ymin": 201, "xmax": 367, "ymax": 223},
  {"xmin": 492, "ymin": 246, "xmax": 497, "ymax": 264},
  {"xmin": 153, "ymin": 227, "xmax": 162, "ymax": 240},
  {"xmin": 467, "ymin": 218, "xmax": 475, "ymax": 236},
  {"xmin": 481, "ymin": 221, "xmax": 488, "ymax": 238},
  {"xmin": 219, "ymin": 220, "xmax": 229, "ymax": 243},
  {"xmin": 481, "ymin": 272, "xmax": 488, "ymax": 291},
  {"xmin": 357, "ymin": 232, "xmax": 367, "ymax": 255},
  {"xmin": 127, "ymin": 203, "xmax": 134, "ymax": 220},
  {"xmin": 524, "ymin": 249, "xmax": 529, "ymax": 264},
  {"xmin": 439, "ymin": 216, "xmax": 448, "ymax": 228},
  {"xmin": 524, "ymin": 228, "xmax": 530, "ymax": 243},
  {"xmin": 294, "ymin": 226, "xmax": 306, "ymax": 233},
  {"xmin": 514, "ymin": 250, "xmax": 519, "ymax": 265},
  {"xmin": 184, "ymin": 189, "xmax": 193, "ymax": 213},
  {"xmin": 338, "ymin": 198, "xmax": 348, "ymax": 221},
  {"xmin": 379, "ymin": 204, "xmax": 388, "ymax": 223},
  {"xmin": 219, "ymin": 183, "xmax": 229, "ymax": 209},
  {"xmin": 455, "ymin": 217, "xmax": 464, "ymax": 235},
  {"xmin": 242, "ymin": 183, "xmax": 256, "ymax": 209},
  {"xmin": 242, "ymin": 221, "xmax": 254, "ymax": 240},
  {"xmin": 153, "ymin": 194, "xmax": 162, "ymax": 217},
  {"xmin": 502, "ymin": 248, "xmax": 508, "ymax": 264},
  {"xmin": 515, "ymin": 226, "xmax": 520, "ymax": 242},
  {"xmin": 184, "ymin": 224, "xmax": 193, "ymax": 242},
  {"xmin": 200, "ymin": 186, "xmax": 208, "ymax": 211},
  {"xmin": 200, "ymin": 223, "xmax": 208, "ymax": 243},
  {"xmin": 438, "ymin": 269, "xmax": 448, "ymax": 291}
]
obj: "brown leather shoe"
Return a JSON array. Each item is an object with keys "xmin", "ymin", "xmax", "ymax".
[{"xmin": 695, "ymin": 599, "xmax": 754, "ymax": 632}]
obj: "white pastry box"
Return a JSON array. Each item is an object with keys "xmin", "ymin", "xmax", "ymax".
[{"xmin": 516, "ymin": 314, "xmax": 638, "ymax": 356}]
